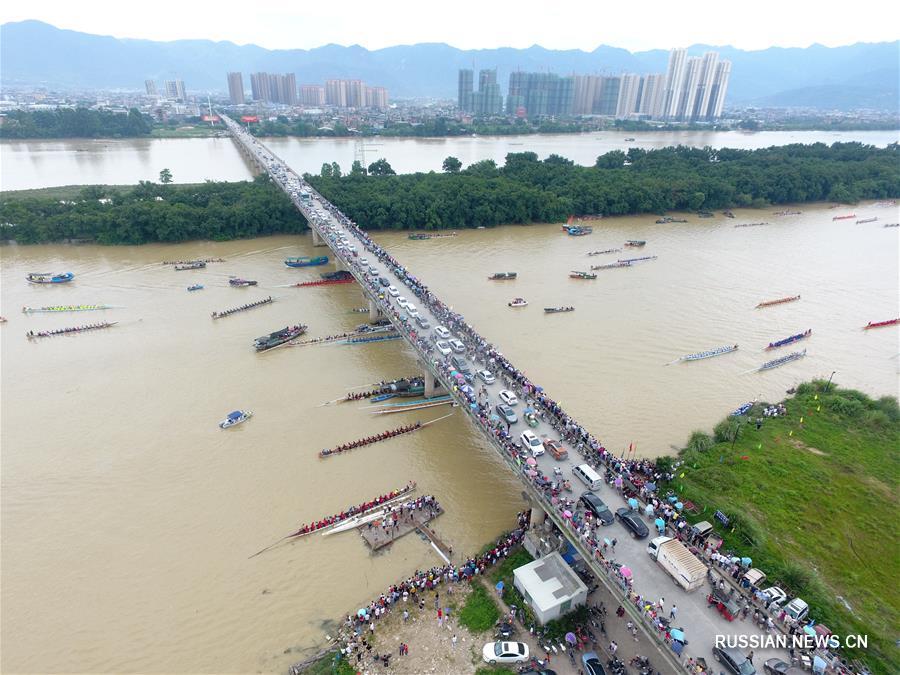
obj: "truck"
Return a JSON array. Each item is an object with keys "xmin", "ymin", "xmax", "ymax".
[{"xmin": 647, "ymin": 536, "xmax": 707, "ymax": 591}]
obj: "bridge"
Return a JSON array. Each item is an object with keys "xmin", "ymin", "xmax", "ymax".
[{"xmin": 220, "ymin": 114, "xmax": 794, "ymax": 674}]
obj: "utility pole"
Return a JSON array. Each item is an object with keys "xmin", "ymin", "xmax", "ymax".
[{"xmin": 826, "ymin": 370, "xmax": 836, "ymax": 392}]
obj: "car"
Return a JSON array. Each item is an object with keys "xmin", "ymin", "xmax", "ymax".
[
  {"xmin": 378, "ymin": 277, "xmax": 390, "ymax": 287},
  {"xmin": 435, "ymin": 340, "xmax": 452, "ymax": 356},
  {"xmin": 448, "ymin": 338, "xmax": 466, "ymax": 353},
  {"xmin": 415, "ymin": 315, "xmax": 431, "ymax": 329},
  {"xmin": 397, "ymin": 297, "xmax": 409, "ymax": 308},
  {"xmin": 519, "ymin": 669, "xmax": 558, "ymax": 675},
  {"xmin": 580, "ymin": 493, "xmax": 614, "ymax": 525},
  {"xmin": 496, "ymin": 404, "xmax": 518, "ymax": 425},
  {"xmin": 482, "ymin": 641, "xmax": 529, "ymax": 665},
  {"xmin": 388, "ymin": 286, "xmax": 400, "ymax": 297},
  {"xmin": 433, "ymin": 325, "xmax": 451, "ymax": 340},
  {"xmin": 520, "ymin": 431, "xmax": 544, "ymax": 457},
  {"xmin": 499, "ymin": 390, "xmax": 518, "ymax": 406},
  {"xmin": 582, "ymin": 652, "xmax": 606, "ymax": 675},
  {"xmin": 783, "ymin": 597, "xmax": 809, "ymax": 622},
  {"xmin": 615, "ymin": 507, "xmax": 649, "ymax": 538},
  {"xmin": 368, "ymin": 268, "xmax": 379, "ymax": 278},
  {"xmin": 451, "ymin": 356, "xmax": 471, "ymax": 375},
  {"xmin": 407, "ymin": 308, "xmax": 420, "ymax": 319},
  {"xmin": 359, "ymin": 258, "xmax": 369, "ymax": 267},
  {"xmin": 763, "ymin": 658, "xmax": 804, "ymax": 675},
  {"xmin": 477, "ymin": 370, "xmax": 496, "ymax": 384},
  {"xmin": 761, "ymin": 586, "xmax": 788, "ymax": 608},
  {"xmin": 543, "ymin": 439, "xmax": 568, "ymax": 460},
  {"xmin": 712, "ymin": 646, "xmax": 756, "ymax": 675}
]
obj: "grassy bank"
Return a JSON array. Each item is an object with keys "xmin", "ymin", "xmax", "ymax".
[
  {"xmin": 150, "ymin": 126, "xmax": 225, "ymax": 139},
  {"xmin": 669, "ymin": 380, "xmax": 899, "ymax": 674}
]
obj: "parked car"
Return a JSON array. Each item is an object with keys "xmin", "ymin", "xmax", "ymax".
[
  {"xmin": 543, "ymin": 438, "xmax": 568, "ymax": 460},
  {"xmin": 477, "ymin": 370, "xmax": 496, "ymax": 384},
  {"xmin": 448, "ymin": 338, "xmax": 466, "ymax": 353},
  {"xmin": 580, "ymin": 493, "xmax": 614, "ymax": 525},
  {"xmin": 433, "ymin": 325, "xmax": 451, "ymax": 339},
  {"xmin": 415, "ymin": 315, "xmax": 431, "ymax": 329},
  {"xmin": 582, "ymin": 652, "xmax": 606, "ymax": 675},
  {"xmin": 378, "ymin": 277, "xmax": 390, "ymax": 287},
  {"xmin": 615, "ymin": 507, "xmax": 649, "ymax": 538},
  {"xmin": 397, "ymin": 297, "xmax": 409, "ymax": 308},
  {"xmin": 520, "ymin": 430, "xmax": 544, "ymax": 457},
  {"xmin": 388, "ymin": 286, "xmax": 400, "ymax": 297},
  {"xmin": 761, "ymin": 586, "xmax": 788, "ymax": 608},
  {"xmin": 499, "ymin": 390, "xmax": 518, "ymax": 406},
  {"xmin": 712, "ymin": 646, "xmax": 756, "ymax": 675},
  {"xmin": 482, "ymin": 641, "xmax": 529, "ymax": 665},
  {"xmin": 496, "ymin": 404, "xmax": 518, "ymax": 425},
  {"xmin": 435, "ymin": 340, "xmax": 452, "ymax": 356},
  {"xmin": 783, "ymin": 598, "xmax": 809, "ymax": 622},
  {"xmin": 764, "ymin": 657, "xmax": 804, "ymax": 675}
]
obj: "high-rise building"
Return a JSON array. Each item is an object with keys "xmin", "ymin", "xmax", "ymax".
[
  {"xmin": 505, "ymin": 72, "xmax": 573, "ymax": 117},
  {"xmin": 165, "ymin": 80, "xmax": 186, "ymax": 102},
  {"xmin": 365, "ymin": 86, "xmax": 389, "ymax": 109},
  {"xmin": 227, "ymin": 72, "xmax": 245, "ymax": 104},
  {"xmin": 706, "ymin": 60, "xmax": 732, "ymax": 120},
  {"xmin": 637, "ymin": 74, "xmax": 665, "ymax": 118},
  {"xmin": 325, "ymin": 79, "xmax": 348, "ymax": 107},
  {"xmin": 299, "ymin": 85, "xmax": 326, "ymax": 106},
  {"xmin": 662, "ymin": 48, "xmax": 687, "ymax": 120},
  {"xmin": 474, "ymin": 69, "xmax": 503, "ymax": 115},
  {"xmin": 572, "ymin": 75, "xmax": 601, "ymax": 115},
  {"xmin": 616, "ymin": 74, "xmax": 642, "ymax": 119},
  {"xmin": 344, "ymin": 79, "xmax": 365, "ymax": 108},
  {"xmin": 250, "ymin": 73, "xmax": 268, "ymax": 101},
  {"xmin": 675, "ymin": 57, "xmax": 702, "ymax": 121},
  {"xmin": 594, "ymin": 76, "xmax": 621, "ymax": 116},
  {"xmin": 281, "ymin": 73, "xmax": 297, "ymax": 105},
  {"xmin": 691, "ymin": 52, "xmax": 719, "ymax": 121},
  {"xmin": 458, "ymin": 69, "xmax": 474, "ymax": 112},
  {"xmin": 144, "ymin": 80, "xmax": 158, "ymax": 96}
]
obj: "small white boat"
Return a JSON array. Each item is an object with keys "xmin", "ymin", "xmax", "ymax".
[
  {"xmin": 508, "ymin": 298, "xmax": 528, "ymax": 307},
  {"xmin": 219, "ymin": 410, "xmax": 253, "ymax": 429}
]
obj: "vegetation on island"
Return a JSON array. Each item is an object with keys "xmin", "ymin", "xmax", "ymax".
[
  {"xmin": 306, "ymin": 142, "xmax": 900, "ymax": 230},
  {"xmin": 659, "ymin": 381, "xmax": 899, "ymax": 675},
  {"xmin": 0, "ymin": 176, "xmax": 306, "ymax": 244},
  {"xmin": 0, "ymin": 108, "xmax": 152, "ymax": 139}
]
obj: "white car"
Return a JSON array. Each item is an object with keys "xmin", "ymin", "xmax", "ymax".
[
  {"xmin": 448, "ymin": 338, "xmax": 466, "ymax": 354},
  {"xmin": 435, "ymin": 340, "xmax": 452, "ymax": 356},
  {"xmin": 499, "ymin": 390, "xmax": 518, "ymax": 406},
  {"xmin": 360, "ymin": 258, "xmax": 369, "ymax": 267},
  {"xmin": 434, "ymin": 326, "xmax": 451, "ymax": 340},
  {"xmin": 407, "ymin": 307, "xmax": 420, "ymax": 319},
  {"xmin": 761, "ymin": 586, "xmax": 788, "ymax": 607},
  {"xmin": 397, "ymin": 297, "xmax": 409, "ymax": 309},
  {"xmin": 477, "ymin": 370, "xmax": 496, "ymax": 384},
  {"xmin": 388, "ymin": 286, "xmax": 400, "ymax": 297},
  {"xmin": 520, "ymin": 430, "xmax": 544, "ymax": 457},
  {"xmin": 482, "ymin": 641, "xmax": 529, "ymax": 665}
]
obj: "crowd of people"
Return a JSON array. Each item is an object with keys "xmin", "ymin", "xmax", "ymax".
[
  {"xmin": 26, "ymin": 321, "xmax": 114, "ymax": 338},
  {"xmin": 210, "ymin": 295, "xmax": 272, "ymax": 319},
  {"xmin": 284, "ymin": 482, "xmax": 416, "ymax": 537},
  {"xmin": 319, "ymin": 422, "xmax": 422, "ymax": 457}
]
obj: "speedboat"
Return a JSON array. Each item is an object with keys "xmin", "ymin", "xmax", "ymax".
[
  {"xmin": 229, "ymin": 278, "xmax": 258, "ymax": 287},
  {"xmin": 219, "ymin": 410, "xmax": 253, "ymax": 429},
  {"xmin": 508, "ymin": 298, "xmax": 528, "ymax": 307},
  {"xmin": 187, "ymin": 284, "xmax": 204, "ymax": 291},
  {"xmin": 26, "ymin": 272, "xmax": 74, "ymax": 284}
]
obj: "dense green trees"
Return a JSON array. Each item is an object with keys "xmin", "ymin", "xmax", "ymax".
[
  {"xmin": 442, "ymin": 156, "xmax": 462, "ymax": 173},
  {"xmin": 0, "ymin": 177, "xmax": 307, "ymax": 244},
  {"xmin": 305, "ymin": 142, "xmax": 899, "ymax": 230},
  {"xmin": 0, "ymin": 107, "xmax": 152, "ymax": 139}
]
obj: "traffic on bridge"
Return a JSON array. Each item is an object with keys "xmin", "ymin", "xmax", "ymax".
[{"xmin": 220, "ymin": 113, "xmax": 806, "ymax": 675}]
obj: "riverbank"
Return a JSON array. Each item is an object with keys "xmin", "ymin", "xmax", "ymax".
[{"xmin": 668, "ymin": 380, "xmax": 899, "ymax": 675}]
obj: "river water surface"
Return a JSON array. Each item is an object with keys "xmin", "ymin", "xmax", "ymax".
[
  {"xmin": 1, "ymin": 203, "xmax": 898, "ymax": 672},
  {"xmin": 2, "ymin": 129, "xmax": 898, "ymax": 191}
]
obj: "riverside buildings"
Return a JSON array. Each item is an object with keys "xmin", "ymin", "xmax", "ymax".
[
  {"xmin": 457, "ymin": 48, "xmax": 731, "ymax": 122},
  {"xmin": 228, "ymin": 72, "xmax": 387, "ymax": 109}
]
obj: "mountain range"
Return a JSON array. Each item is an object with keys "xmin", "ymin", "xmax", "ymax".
[{"xmin": 1, "ymin": 20, "xmax": 898, "ymax": 110}]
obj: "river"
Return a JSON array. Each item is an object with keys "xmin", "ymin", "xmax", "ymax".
[
  {"xmin": 2, "ymin": 129, "xmax": 899, "ymax": 191},
  {"xmin": 1, "ymin": 200, "xmax": 898, "ymax": 673}
]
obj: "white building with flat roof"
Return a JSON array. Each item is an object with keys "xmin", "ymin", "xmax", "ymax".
[{"xmin": 513, "ymin": 552, "xmax": 588, "ymax": 624}]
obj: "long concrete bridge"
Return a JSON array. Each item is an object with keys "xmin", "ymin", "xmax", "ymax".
[{"xmin": 220, "ymin": 113, "xmax": 795, "ymax": 674}]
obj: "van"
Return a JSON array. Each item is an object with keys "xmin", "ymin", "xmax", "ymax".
[
  {"xmin": 690, "ymin": 521, "xmax": 714, "ymax": 541},
  {"xmin": 783, "ymin": 598, "xmax": 809, "ymax": 622},
  {"xmin": 741, "ymin": 568, "xmax": 767, "ymax": 588},
  {"xmin": 572, "ymin": 464, "xmax": 603, "ymax": 491}
]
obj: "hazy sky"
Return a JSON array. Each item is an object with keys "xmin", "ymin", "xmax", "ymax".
[{"xmin": 4, "ymin": 0, "xmax": 899, "ymax": 51}]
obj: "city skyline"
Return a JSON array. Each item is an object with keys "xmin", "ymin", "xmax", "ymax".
[{"xmin": 1, "ymin": 1, "xmax": 897, "ymax": 52}]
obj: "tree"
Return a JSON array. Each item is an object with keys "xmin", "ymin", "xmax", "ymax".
[
  {"xmin": 350, "ymin": 160, "xmax": 368, "ymax": 176},
  {"xmin": 367, "ymin": 158, "xmax": 396, "ymax": 176},
  {"xmin": 331, "ymin": 162, "xmax": 342, "ymax": 178},
  {"xmin": 159, "ymin": 168, "xmax": 173, "ymax": 184},
  {"xmin": 595, "ymin": 150, "xmax": 626, "ymax": 169},
  {"xmin": 320, "ymin": 163, "xmax": 333, "ymax": 178},
  {"xmin": 442, "ymin": 156, "xmax": 462, "ymax": 173}
]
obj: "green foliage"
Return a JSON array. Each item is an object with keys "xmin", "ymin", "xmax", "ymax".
[
  {"xmin": 475, "ymin": 667, "xmax": 517, "ymax": 675},
  {"xmin": 458, "ymin": 581, "xmax": 501, "ymax": 633},
  {"xmin": 320, "ymin": 163, "xmax": 333, "ymax": 178},
  {"xmin": 367, "ymin": 158, "xmax": 396, "ymax": 176},
  {"xmin": 674, "ymin": 382, "xmax": 900, "ymax": 675},
  {"xmin": 158, "ymin": 168, "xmax": 173, "ymax": 184},
  {"xmin": 0, "ymin": 107, "xmax": 152, "ymax": 138},
  {"xmin": 350, "ymin": 160, "xmax": 367, "ymax": 177},
  {"xmin": 686, "ymin": 431, "xmax": 714, "ymax": 453},
  {"xmin": 543, "ymin": 605, "xmax": 590, "ymax": 641},
  {"xmin": 442, "ymin": 156, "xmax": 463, "ymax": 173},
  {"xmin": 0, "ymin": 176, "xmax": 307, "ymax": 245},
  {"xmin": 713, "ymin": 418, "xmax": 741, "ymax": 443},
  {"xmin": 306, "ymin": 143, "xmax": 900, "ymax": 231}
]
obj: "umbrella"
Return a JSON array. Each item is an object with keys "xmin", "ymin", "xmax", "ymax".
[
  {"xmin": 671, "ymin": 639, "xmax": 684, "ymax": 656},
  {"xmin": 670, "ymin": 628, "xmax": 686, "ymax": 642},
  {"xmin": 604, "ymin": 538, "xmax": 611, "ymax": 547},
  {"xmin": 619, "ymin": 566, "xmax": 632, "ymax": 578},
  {"xmin": 655, "ymin": 517, "xmax": 665, "ymax": 531},
  {"xmin": 526, "ymin": 457, "xmax": 537, "ymax": 466},
  {"xmin": 741, "ymin": 557, "xmax": 752, "ymax": 567},
  {"xmin": 812, "ymin": 656, "xmax": 828, "ymax": 675},
  {"xmin": 357, "ymin": 609, "xmax": 367, "ymax": 617},
  {"xmin": 495, "ymin": 581, "xmax": 504, "ymax": 591},
  {"xmin": 628, "ymin": 497, "xmax": 639, "ymax": 510},
  {"xmin": 644, "ymin": 504, "xmax": 655, "ymax": 517},
  {"xmin": 526, "ymin": 469, "xmax": 538, "ymax": 477},
  {"xmin": 565, "ymin": 632, "xmax": 577, "ymax": 645},
  {"xmin": 562, "ymin": 510, "xmax": 573, "ymax": 519},
  {"xmin": 614, "ymin": 477, "xmax": 624, "ymax": 488},
  {"xmin": 449, "ymin": 370, "xmax": 458, "ymax": 376},
  {"xmin": 667, "ymin": 495, "xmax": 678, "ymax": 503},
  {"xmin": 646, "ymin": 481, "xmax": 657, "ymax": 492},
  {"xmin": 803, "ymin": 625, "xmax": 816, "ymax": 636},
  {"xmin": 675, "ymin": 502, "xmax": 683, "ymax": 511}
]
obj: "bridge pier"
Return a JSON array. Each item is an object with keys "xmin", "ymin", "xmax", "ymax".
[
  {"xmin": 423, "ymin": 371, "xmax": 447, "ymax": 399},
  {"xmin": 310, "ymin": 228, "xmax": 326, "ymax": 247},
  {"xmin": 367, "ymin": 298, "xmax": 383, "ymax": 321},
  {"xmin": 334, "ymin": 257, "xmax": 349, "ymax": 272}
]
